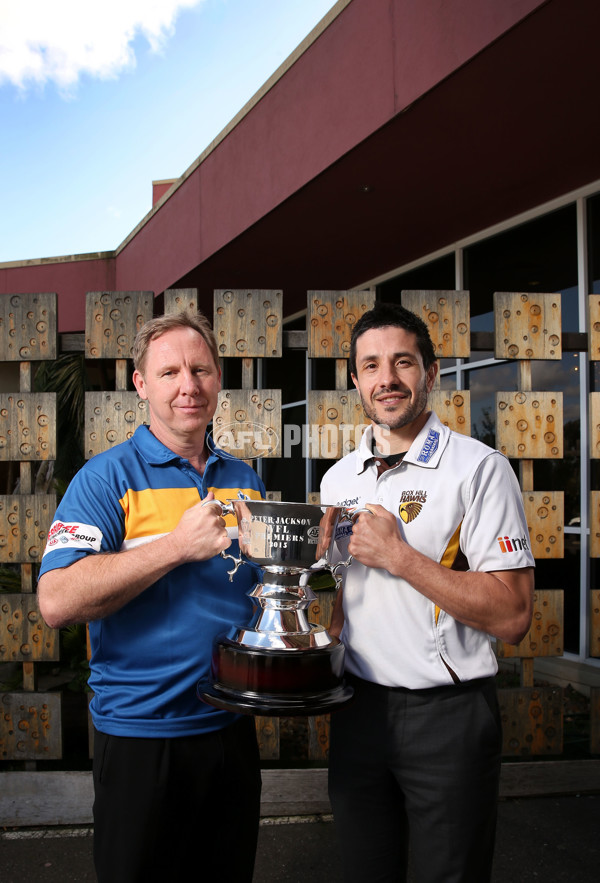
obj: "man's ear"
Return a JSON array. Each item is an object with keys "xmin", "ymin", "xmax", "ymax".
[
  {"xmin": 132, "ymin": 370, "xmax": 148, "ymax": 400},
  {"xmin": 426, "ymin": 361, "xmax": 439, "ymax": 392},
  {"xmin": 350, "ymin": 373, "xmax": 359, "ymax": 392}
]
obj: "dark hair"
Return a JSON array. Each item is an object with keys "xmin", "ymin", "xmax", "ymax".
[
  {"xmin": 132, "ymin": 310, "xmax": 219, "ymax": 375},
  {"xmin": 349, "ymin": 302, "xmax": 437, "ymax": 375}
]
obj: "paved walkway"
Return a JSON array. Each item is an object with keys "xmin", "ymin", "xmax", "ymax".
[{"xmin": 0, "ymin": 794, "xmax": 597, "ymax": 882}]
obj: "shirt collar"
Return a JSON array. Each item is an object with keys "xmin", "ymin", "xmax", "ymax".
[
  {"xmin": 131, "ymin": 424, "xmax": 226, "ymax": 468},
  {"xmin": 355, "ymin": 411, "xmax": 450, "ymax": 473}
]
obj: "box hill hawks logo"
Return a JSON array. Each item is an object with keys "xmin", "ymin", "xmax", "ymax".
[{"xmin": 398, "ymin": 490, "xmax": 427, "ymax": 524}]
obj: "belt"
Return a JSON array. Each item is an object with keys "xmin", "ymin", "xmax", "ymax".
[{"xmin": 345, "ymin": 671, "xmax": 496, "ymax": 698}]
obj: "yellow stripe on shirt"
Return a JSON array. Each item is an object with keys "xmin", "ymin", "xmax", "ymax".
[
  {"xmin": 118, "ymin": 485, "xmax": 264, "ymax": 539},
  {"xmin": 435, "ymin": 521, "xmax": 463, "ymax": 624},
  {"xmin": 119, "ymin": 487, "xmax": 201, "ymax": 539}
]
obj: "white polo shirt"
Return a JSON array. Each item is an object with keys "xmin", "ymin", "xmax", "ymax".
[{"xmin": 320, "ymin": 412, "xmax": 534, "ymax": 689}]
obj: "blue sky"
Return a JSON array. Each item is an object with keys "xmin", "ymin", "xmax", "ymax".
[{"xmin": 0, "ymin": 0, "xmax": 339, "ymax": 262}]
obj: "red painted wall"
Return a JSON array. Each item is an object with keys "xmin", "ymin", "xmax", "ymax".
[
  {"xmin": 0, "ymin": 256, "xmax": 115, "ymax": 333},
  {"xmin": 116, "ymin": 0, "xmax": 545, "ymax": 295},
  {"xmin": 0, "ymin": 0, "xmax": 547, "ymax": 332}
]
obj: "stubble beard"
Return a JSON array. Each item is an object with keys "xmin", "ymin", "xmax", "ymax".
[{"xmin": 360, "ymin": 379, "xmax": 429, "ymax": 433}]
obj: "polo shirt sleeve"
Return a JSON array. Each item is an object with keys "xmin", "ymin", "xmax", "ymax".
[
  {"xmin": 39, "ymin": 464, "xmax": 126, "ymax": 576},
  {"xmin": 460, "ymin": 451, "xmax": 534, "ymax": 573}
]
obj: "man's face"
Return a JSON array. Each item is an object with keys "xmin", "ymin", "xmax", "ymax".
[
  {"xmin": 132, "ymin": 326, "xmax": 221, "ymax": 451},
  {"xmin": 351, "ymin": 325, "xmax": 437, "ymax": 433}
]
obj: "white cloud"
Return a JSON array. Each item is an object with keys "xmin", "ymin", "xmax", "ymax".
[{"xmin": 0, "ymin": 0, "xmax": 203, "ymax": 92}]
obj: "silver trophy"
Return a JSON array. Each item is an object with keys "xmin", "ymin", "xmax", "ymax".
[{"xmin": 197, "ymin": 499, "xmax": 358, "ymax": 716}]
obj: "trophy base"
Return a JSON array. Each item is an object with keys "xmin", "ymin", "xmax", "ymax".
[
  {"xmin": 197, "ymin": 637, "xmax": 354, "ymax": 716},
  {"xmin": 197, "ymin": 680, "xmax": 354, "ymax": 716}
]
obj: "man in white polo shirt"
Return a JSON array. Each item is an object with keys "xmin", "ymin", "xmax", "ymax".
[{"xmin": 321, "ymin": 302, "xmax": 534, "ymax": 883}]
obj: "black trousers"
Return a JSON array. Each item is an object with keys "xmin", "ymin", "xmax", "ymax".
[
  {"xmin": 328, "ymin": 674, "xmax": 502, "ymax": 883},
  {"xmin": 92, "ymin": 717, "xmax": 261, "ymax": 883}
]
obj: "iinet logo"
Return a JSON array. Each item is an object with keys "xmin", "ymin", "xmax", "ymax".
[{"xmin": 497, "ymin": 535, "xmax": 530, "ymax": 554}]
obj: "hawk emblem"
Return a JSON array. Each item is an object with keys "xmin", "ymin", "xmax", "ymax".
[{"xmin": 399, "ymin": 501, "xmax": 423, "ymax": 523}]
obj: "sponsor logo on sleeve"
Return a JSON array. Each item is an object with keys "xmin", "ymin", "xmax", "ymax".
[
  {"xmin": 497, "ymin": 534, "xmax": 530, "ymax": 554},
  {"xmin": 44, "ymin": 521, "xmax": 103, "ymax": 555}
]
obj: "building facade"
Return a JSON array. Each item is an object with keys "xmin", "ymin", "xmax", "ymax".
[{"xmin": 2, "ymin": 0, "xmax": 600, "ymax": 691}]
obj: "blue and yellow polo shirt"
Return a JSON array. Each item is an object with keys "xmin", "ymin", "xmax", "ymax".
[{"xmin": 39, "ymin": 425, "xmax": 265, "ymax": 737}]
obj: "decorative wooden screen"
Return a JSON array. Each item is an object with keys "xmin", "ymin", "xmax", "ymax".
[
  {"xmin": 492, "ymin": 291, "xmax": 565, "ymax": 755},
  {"xmin": 0, "ymin": 293, "xmax": 61, "ymax": 763},
  {"xmin": 2, "ymin": 284, "xmax": 597, "ymax": 769}
]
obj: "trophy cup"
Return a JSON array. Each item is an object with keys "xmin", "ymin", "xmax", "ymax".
[{"xmin": 197, "ymin": 500, "xmax": 358, "ymax": 716}]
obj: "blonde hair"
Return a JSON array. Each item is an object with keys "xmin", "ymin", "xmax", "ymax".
[{"xmin": 132, "ymin": 310, "xmax": 219, "ymax": 375}]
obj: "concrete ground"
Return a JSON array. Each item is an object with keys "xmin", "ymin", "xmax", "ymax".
[{"xmin": 0, "ymin": 794, "xmax": 597, "ymax": 882}]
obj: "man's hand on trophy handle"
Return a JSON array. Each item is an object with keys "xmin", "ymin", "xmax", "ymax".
[{"xmin": 199, "ymin": 496, "xmax": 241, "ymax": 576}]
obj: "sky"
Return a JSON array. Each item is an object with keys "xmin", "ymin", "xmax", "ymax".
[{"xmin": 0, "ymin": 0, "xmax": 340, "ymax": 263}]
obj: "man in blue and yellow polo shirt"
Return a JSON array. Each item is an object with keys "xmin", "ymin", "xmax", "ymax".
[{"xmin": 38, "ymin": 310, "xmax": 264, "ymax": 883}]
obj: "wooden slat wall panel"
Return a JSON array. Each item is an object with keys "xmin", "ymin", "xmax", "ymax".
[
  {"xmin": 307, "ymin": 290, "xmax": 374, "ymax": 359},
  {"xmin": 164, "ymin": 288, "xmax": 199, "ymax": 315},
  {"xmin": 587, "ymin": 295, "xmax": 600, "ymax": 361},
  {"xmin": 84, "ymin": 392, "xmax": 149, "ymax": 459},
  {"xmin": 402, "ymin": 289, "xmax": 470, "ymax": 359},
  {"xmin": 522, "ymin": 492, "xmax": 564, "ymax": 558},
  {"xmin": 306, "ymin": 390, "xmax": 364, "ymax": 459},
  {"xmin": 214, "ymin": 290, "xmax": 282, "ymax": 359},
  {"xmin": 428, "ymin": 389, "xmax": 470, "ymax": 436},
  {"xmin": 0, "ymin": 494, "xmax": 56, "ymax": 564},
  {"xmin": 494, "ymin": 291, "xmax": 561, "ymax": 360},
  {"xmin": 498, "ymin": 686, "xmax": 563, "ymax": 756},
  {"xmin": 590, "ymin": 590, "xmax": 600, "ymax": 658},
  {"xmin": 589, "ymin": 394, "xmax": 600, "ymax": 459},
  {"xmin": 0, "ymin": 393, "xmax": 57, "ymax": 461},
  {"xmin": 0, "ymin": 293, "xmax": 57, "ymax": 361},
  {"xmin": 85, "ymin": 291, "xmax": 154, "ymax": 359},
  {"xmin": 213, "ymin": 389, "xmax": 281, "ymax": 459},
  {"xmin": 0, "ymin": 594, "xmax": 59, "ymax": 662},
  {"xmin": 0, "ymin": 692, "xmax": 62, "ymax": 761},
  {"xmin": 496, "ymin": 391, "xmax": 563, "ymax": 459}
]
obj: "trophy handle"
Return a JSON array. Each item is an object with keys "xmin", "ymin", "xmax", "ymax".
[
  {"xmin": 220, "ymin": 551, "xmax": 245, "ymax": 581},
  {"xmin": 201, "ymin": 498, "xmax": 244, "ymax": 581},
  {"xmin": 329, "ymin": 506, "xmax": 372, "ymax": 588}
]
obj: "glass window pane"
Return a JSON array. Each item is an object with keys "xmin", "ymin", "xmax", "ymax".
[
  {"xmin": 588, "ymin": 193, "xmax": 600, "ymax": 293},
  {"xmin": 262, "ymin": 404, "xmax": 306, "ymax": 501},
  {"xmin": 466, "ymin": 361, "xmax": 519, "ymax": 443},
  {"xmin": 376, "ymin": 254, "xmax": 455, "ymax": 302},
  {"xmin": 464, "ymin": 205, "xmax": 578, "ymax": 334}
]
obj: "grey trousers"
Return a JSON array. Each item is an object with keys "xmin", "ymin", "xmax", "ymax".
[{"xmin": 328, "ymin": 674, "xmax": 502, "ymax": 883}]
